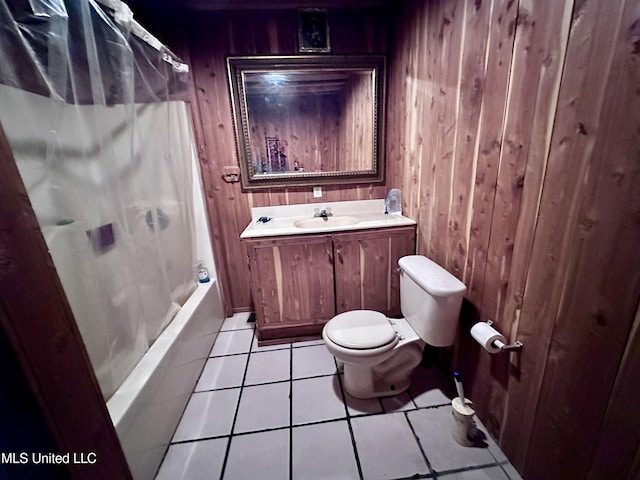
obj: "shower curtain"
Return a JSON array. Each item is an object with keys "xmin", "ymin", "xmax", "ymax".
[{"xmin": 0, "ymin": 0, "xmax": 200, "ymax": 399}]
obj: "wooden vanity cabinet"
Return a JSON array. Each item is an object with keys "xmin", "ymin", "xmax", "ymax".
[
  {"xmin": 245, "ymin": 225, "xmax": 416, "ymax": 342},
  {"xmin": 333, "ymin": 226, "xmax": 416, "ymax": 317},
  {"xmin": 246, "ymin": 234, "xmax": 336, "ymax": 341}
]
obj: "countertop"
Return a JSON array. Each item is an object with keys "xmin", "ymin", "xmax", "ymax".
[{"xmin": 240, "ymin": 199, "xmax": 416, "ymax": 239}]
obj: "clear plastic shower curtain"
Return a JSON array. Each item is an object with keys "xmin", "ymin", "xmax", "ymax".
[{"xmin": 0, "ymin": 0, "xmax": 199, "ymax": 399}]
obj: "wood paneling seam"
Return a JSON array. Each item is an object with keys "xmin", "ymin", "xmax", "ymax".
[{"xmin": 273, "ymin": 246, "xmax": 283, "ymax": 322}]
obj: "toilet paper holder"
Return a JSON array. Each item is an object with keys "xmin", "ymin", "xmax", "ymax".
[{"xmin": 486, "ymin": 320, "xmax": 523, "ymax": 352}]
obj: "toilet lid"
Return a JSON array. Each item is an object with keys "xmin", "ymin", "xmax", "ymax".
[{"xmin": 325, "ymin": 310, "xmax": 397, "ymax": 349}]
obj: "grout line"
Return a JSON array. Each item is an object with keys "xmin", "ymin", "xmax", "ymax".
[
  {"xmin": 251, "ymin": 344, "xmax": 291, "ymax": 353},
  {"xmin": 388, "ymin": 473, "xmax": 437, "ymax": 480},
  {"xmin": 335, "ymin": 358, "xmax": 365, "ymax": 480},
  {"xmin": 220, "ymin": 326, "xmax": 255, "ymax": 332},
  {"xmin": 194, "ymin": 384, "xmax": 249, "ymax": 394},
  {"xmin": 291, "ymin": 371, "xmax": 341, "ymax": 382},
  {"xmin": 293, "ymin": 415, "xmax": 355, "ymax": 429},
  {"xmin": 288, "ymin": 343, "xmax": 293, "ymax": 480},
  {"xmin": 208, "ymin": 351, "xmax": 254, "ymax": 359},
  {"xmin": 216, "ymin": 329, "xmax": 255, "ymax": 479},
  {"xmin": 432, "ymin": 461, "xmax": 508, "ymax": 478},
  {"xmin": 170, "ymin": 423, "xmax": 301, "ymax": 446},
  {"xmin": 194, "ymin": 371, "xmax": 341, "ymax": 393},
  {"xmin": 403, "ymin": 410, "xmax": 436, "ymax": 478},
  {"xmin": 291, "ymin": 415, "xmax": 350, "ymax": 429},
  {"xmin": 169, "ymin": 433, "xmax": 229, "ymax": 446},
  {"xmin": 290, "ymin": 341, "xmax": 331, "ymax": 349}
]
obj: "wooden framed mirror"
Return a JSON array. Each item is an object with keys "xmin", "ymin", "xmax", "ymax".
[{"xmin": 226, "ymin": 55, "xmax": 386, "ymax": 190}]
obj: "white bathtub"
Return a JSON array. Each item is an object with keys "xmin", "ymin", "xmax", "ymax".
[{"xmin": 107, "ymin": 280, "xmax": 224, "ymax": 480}]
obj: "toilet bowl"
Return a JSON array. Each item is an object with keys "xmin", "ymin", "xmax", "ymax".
[
  {"xmin": 323, "ymin": 311, "xmax": 425, "ymax": 398},
  {"xmin": 322, "ymin": 255, "xmax": 466, "ymax": 399}
]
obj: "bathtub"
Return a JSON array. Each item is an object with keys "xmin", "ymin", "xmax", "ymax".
[{"xmin": 107, "ymin": 280, "xmax": 224, "ymax": 480}]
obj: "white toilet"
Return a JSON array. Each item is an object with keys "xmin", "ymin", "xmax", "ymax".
[{"xmin": 322, "ymin": 255, "xmax": 466, "ymax": 399}]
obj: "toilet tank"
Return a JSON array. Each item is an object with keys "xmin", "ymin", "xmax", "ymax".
[{"xmin": 398, "ymin": 255, "xmax": 466, "ymax": 347}]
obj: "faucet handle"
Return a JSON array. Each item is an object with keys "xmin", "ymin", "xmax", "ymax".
[{"xmin": 325, "ymin": 207, "xmax": 332, "ymax": 216}]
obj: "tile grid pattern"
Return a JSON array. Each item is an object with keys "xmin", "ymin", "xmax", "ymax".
[
  {"xmin": 337, "ymin": 370, "xmax": 365, "ymax": 479},
  {"xmin": 156, "ymin": 313, "xmax": 523, "ymax": 480}
]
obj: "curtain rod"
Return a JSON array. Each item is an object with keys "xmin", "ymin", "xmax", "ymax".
[{"xmin": 96, "ymin": 0, "xmax": 189, "ymax": 73}]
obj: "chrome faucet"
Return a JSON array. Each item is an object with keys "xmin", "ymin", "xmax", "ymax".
[{"xmin": 313, "ymin": 207, "xmax": 333, "ymax": 221}]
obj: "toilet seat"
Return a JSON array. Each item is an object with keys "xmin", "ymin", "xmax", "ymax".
[{"xmin": 325, "ymin": 310, "xmax": 398, "ymax": 350}]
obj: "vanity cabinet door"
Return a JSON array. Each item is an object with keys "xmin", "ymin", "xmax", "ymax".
[
  {"xmin": 333, "ymin": 226, "xmax": 416, "ymax": 317},
  {"xmin": 246, "ymin": 234, "xmax": 336, "ymax": 341}
]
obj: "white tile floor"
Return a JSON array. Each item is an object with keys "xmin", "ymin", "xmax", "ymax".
[{"xmin": 155, "ymin": 313, "xmax": 523, "ymax": 480}]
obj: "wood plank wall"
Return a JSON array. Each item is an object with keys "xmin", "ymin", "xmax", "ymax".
[
  {"xmin": 248, "ymin": 93, "xmax": 342, "ymax": 173},
  {"xmin": 172, "ymin": 9, "xmax": 390, "ymax": 315},
  {"xmin": 146, "ymin": 2, "xmax": 640, "ymax": 476},
  {"xmin": 387, "ymin": 0, "xmax": 640, "ymax": 478},
  {"xmin": 339, "ymin": 73, "xmax": 375, "ymax": 171}
]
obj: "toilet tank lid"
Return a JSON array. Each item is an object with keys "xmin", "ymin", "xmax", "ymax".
[{"xmin": 398, "ymin": 255, "xmax": 466, "ymax": 297}]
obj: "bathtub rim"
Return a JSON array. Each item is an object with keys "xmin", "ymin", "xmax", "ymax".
[{"xmin": 106, "ymin": 280, "xmax": 214, "ymax": 426}]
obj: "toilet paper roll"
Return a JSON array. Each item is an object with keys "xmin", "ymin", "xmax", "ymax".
[{"xmin": 470, "ymin": 322, "xmax": 506, "ymax": 354}]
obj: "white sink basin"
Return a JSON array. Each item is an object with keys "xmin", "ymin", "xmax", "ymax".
[{"xmin": 293, "ymin": 215, "xmax": 361, "ymax": 229}]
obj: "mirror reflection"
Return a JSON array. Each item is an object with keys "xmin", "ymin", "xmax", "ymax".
[
  {"xmin": 244, "ymin": 69, "xmax": 374, "ymax": 174},
  {"xmin": 227, "ymin": 56, "xmax": 385, "ymax": 189}
]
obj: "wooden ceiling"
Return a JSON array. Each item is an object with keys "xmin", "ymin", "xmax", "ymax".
[
  {"xmin": 186, "ymin": 0, "xmax": 395, "ymax": 9},
  {"xmin": 127, "ymin": 0, "xmax": 396, "ymax": 14}
]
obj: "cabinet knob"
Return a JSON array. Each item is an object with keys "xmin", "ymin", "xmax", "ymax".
[{"xmin": 335, "ymin": 245, "xmax": 343, "ymax": 264}]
